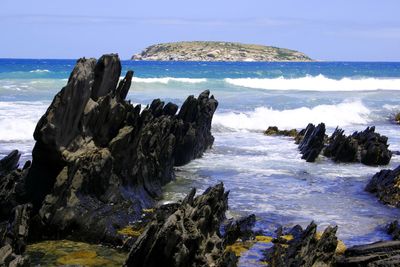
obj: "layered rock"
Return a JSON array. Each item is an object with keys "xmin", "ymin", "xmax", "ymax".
[
  {"xmin": 365, "ymin": 165, "xmax": 400, "ymax": 207},
  {"xmin": 263, "ymin": 222, "xmax": 338, "ymax": 267},
  {"xmin": 124, "ymin": 183, "xmax": 237, "ymax": 267},
  {"xmin": 336, "ymin": 241, "xmax": 400, "ymax": 266},
  {"xmin": 19, "ymin": 54, "xmax": 218, "ymax": 244},
  {"xmin": 298, "ymin": 123, "xmax": 326, "ymax": 162},
  {"xmin": 0, "ymin": 204, "xmax": 32, "ymax": 266},
  {"xmin": 0, "ymin": 150, "xmax": 20, "ymax": 177}
]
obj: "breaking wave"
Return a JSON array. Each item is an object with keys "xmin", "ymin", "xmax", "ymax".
[
  {"xmin": 225, "ymin": 75, "xmax": 400, "ymax": 91},
  {"xmin": 213, "ymin": 100, "xmax": 371, "ymax": 131}
]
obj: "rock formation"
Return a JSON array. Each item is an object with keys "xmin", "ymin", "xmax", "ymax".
[
  {"xmin": 264, "ymin": 126, "xmax": 298, "ymax": 137},
  {"xmin": 366, "ymin": 165, "xmax": 400, "ymax": 207},
  {"xmin": 0, "ymin": 53, "xmax": 218, "ymax": 245},
  {"xmin": 336, "ymin": 241, "xmax": 400, "ymax": 266},
  {"xmin": 298, "ymin": 123, "xmax": 326, "ymax": 162},
  {"xmin": 263, "ymin": 222, "xmax": 339, "ymax": 267},
  {"xmin": 294, "ymin": 125, "xmax": 392, "ymax": 166},
  {"xmin": 124, "ymin": 183, "xmax": 237, "ymax": 267}
]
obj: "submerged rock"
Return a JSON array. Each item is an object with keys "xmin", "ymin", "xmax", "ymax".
[
  {"xmin": 298, "ymin": 123, "xmax": 326, "ymax": 162},
  {"xmin": 264, "ymin": 126, "xmax": 298, "ymax": 137},
  {"xmin": 366, "ymin": 165, "xmax": 400, "ymax": 207},
  {"xmin": 18, "ymin": 54, "xmax": 218, "ymax": 244},
  {"xmin": 263, "ymin": 222, "xmax": 338, "ymax": 267},
  {"xmin": 124, "ymin": 183, "xmax": 237, "ymax": 267}
]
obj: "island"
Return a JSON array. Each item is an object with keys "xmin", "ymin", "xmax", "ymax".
[{"xmin": 131, "ymin": 41, "xmax": 313, "ymax": 62}]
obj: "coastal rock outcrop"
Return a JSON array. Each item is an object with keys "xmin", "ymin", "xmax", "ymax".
[
  {"xmin": 0, "ymin": 150, "xmax": 20, "ymax": 177},
  {"xmin": 336, "ymin": 241, "xmax": 400, "ymax": 266},
  {"xmin": 294, "ymin": 125, "xmax": 392, "ymax": 166},
  {"xmin": 298, "ymin": 123, "xmax": 326, "ymax": 162},
  {"xmin": 263, "ymin": 222, "xmax": 339, "ymax": 267},
  {"xmin": 124, "ymin": 183, "xmax": 237, "ymax": 267},
  {"xmin": 365, "ymin": 165, "xmax": 400, "ymax": 207},
  {"xmin": 20, "ymin": 54, "xmax": 218, "ymax": 244}
]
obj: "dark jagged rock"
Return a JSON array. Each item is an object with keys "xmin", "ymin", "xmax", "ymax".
[
  {"xmin": 298, "ymin": 123, "xmax": 326, "ymax": 162},
  {"xmin": 323, "ymin": 127, "xmax": 358, "ymax": 162},
  {"xmin": 124, "ymin": 183, "xmax": 237, "ymax": 267},
  {"xmin": 296, "ymin": 125, "xmax": 391, "ymax": 166},
  {"xmin": 336, "ymin": 241, "xmax": 400, "ymax": 266},
  {"xmin": 0, "ymin": 150, "xmax": 20, "ymax": 177},
  {"xmin": 20, "ymin": 54, "xmax": 217, "ymax": 245},
  {"xmin": 352, "ymin": 126, "xmax": 392, "ymax": 166},
  {"xmin": 366, "ymin": 165, "xmax": 400, "ymax": 207},
  {"xmin": 264, "ymin": 222, "xmax": 338, "ymax": 267},
  {"xmin": 264, "ymin": 126, "xmax": 298, "ymax": 137},
  {"xmin": 223, "ymin": 214, "xmax": 256, "ymax": 246},
  {"xmin": 388, "ymin": 220, "xmax": 400, "ymax": 240},
  {"xmin": 0, "ymin": 204, "xmax": 32, "ymax": 266}
]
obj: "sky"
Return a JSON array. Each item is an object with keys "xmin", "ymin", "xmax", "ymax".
[{"xmin": 0, "ymin": 0, "xmax": 400, "ymax": 61}]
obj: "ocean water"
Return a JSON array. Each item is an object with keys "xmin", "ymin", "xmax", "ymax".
[{"xmin": 1, "ymin": 59, "xmax": 400, "ymax": 265}]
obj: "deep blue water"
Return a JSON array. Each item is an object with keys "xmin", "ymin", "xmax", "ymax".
[{"xmin": 1, "ymin": 58, "xmax": 400, "ymax": 266}]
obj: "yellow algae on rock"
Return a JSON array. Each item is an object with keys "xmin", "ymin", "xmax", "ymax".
[
  {"xmin": 117, "ymin": 226, "xmax": 144, "ymax": 237},
  {"xmin": 255, "ymin": 236, "xmax": 273, "ymax": 243},
  {"xmin": 142, "ymin": 208, "xmax": 155, "ymax": 213},
  {"xmin": 26, "ymin": 240, "xmax": 127, "ymax": 267},
  {"xmin": 57, "ymin": 250, "xmax": 113, "ymax": 266},
  {"xmin": 336, "ymin": 240, "xmax": 347, "ymax": 254},
  {"xmin": 225, "ymin": 241, "xmax": 253, "ymax": 256},
  {"xmin": 281, "ymin": 234, "xmax": 293, "ymax": 241}
]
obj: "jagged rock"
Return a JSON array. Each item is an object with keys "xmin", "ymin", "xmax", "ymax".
[
  {"xmin": 352, "ymin": 126, "xmax": 392, "ymax": 166},
  {"xmin": 336, "ymin": 241, "xmax": 400, "ymax": 266},
  {"xmin": 388, "ymin": 220, "xmax": 400, "ymax": 240},
  {"xmin": 366, "ymin": 165, "xmax": 400, "ymax": 207},
  {"xmin": 263, "ymin": 222, "xmax": 338, "ymax": 267},
  {"xmin": 298, "ymin": 123, "xmax": 326, "ymax": 162},
  {"xmin": 264, "ymin": 126, "xmax": 298, "ymax": 137},
  {"xmin": 0, "ymin": 204, "xmax": 32, "ymax": 267},
  {"xmin": 323, "ymin": 127, "xmax": 358, "ymax": 162},
  {"xmin": 0, "ymin": 150, "xmax": 20, "ymax": 177},
  {"xmin": 21, "ymin": 54, "xmax": 217, "ymax": 245},
  {"xmin": 124, "ymin": 183, "xmax": 237, "ymax": 267},
  {"xmin": 223, "ymin": 214, "xmax": 256, "ymax": 245}
]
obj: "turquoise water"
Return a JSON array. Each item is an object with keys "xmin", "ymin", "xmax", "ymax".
[{"xmin": 1, "ymin": 59, "xmax": 400, "ymax": 266}]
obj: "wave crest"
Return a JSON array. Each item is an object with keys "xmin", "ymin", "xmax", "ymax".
[
  {"xmin": 213, "ymin": 100, "xmax": 370, "ymax": 131},
  {"xmin": 131, "ymin": 77, "xmax": 207, "ymax": 84},
  {"xmin": 225, "ymin": 74, "xmax": 400, "ymax": 91}
]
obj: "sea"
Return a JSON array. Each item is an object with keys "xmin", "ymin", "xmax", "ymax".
[{"xmin": 1, "ymin": 59, "xmax": 400, "ymax": 266}]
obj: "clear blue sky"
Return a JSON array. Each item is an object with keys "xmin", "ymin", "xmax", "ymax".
[{"xmin": 1, "ymin": 0, "xmax": 399, "ymax": 61}]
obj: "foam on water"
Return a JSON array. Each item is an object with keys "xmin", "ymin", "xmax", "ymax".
[
  {"xmin": 29, "ymin": 69, "xmax": 51, "ymax": 73},
  {"xmin": 213, "ymin": 100, "xmax": 371, "ymax": 131},
  {"xmin": 131, "ymin": 77, "xmax": 207, "ymax": 84},
  {"xmin": 0, "ymin": 101, "xmax": 48, "ymax": 141},
  {"xmin": 225, "ymin": 74, "xmax": 400, "ymax": 91}
]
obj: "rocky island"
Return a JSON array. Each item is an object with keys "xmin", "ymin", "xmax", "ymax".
[{"xmin": 131, "ymin": 41, "xmax": 313, "ymax": 62}]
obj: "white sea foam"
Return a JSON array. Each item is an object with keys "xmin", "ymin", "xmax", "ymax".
[
  {"xmin": 0, "ymin": 101, "xmax": 48, "ymax": 141},
  {"xmin": 131, "ymin": 77, "xmax": 207, "ymax": 84},
  {"xmin": 225, "ymin": 74, "xmax": 400, "ymax": 91},
  {"xmin": 213, "ymin": 100, "xmax": 370, "ymax": 131},
  {"xmin": 29, "ymin": 69, "xmax": 50, "ymax": 73}
]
